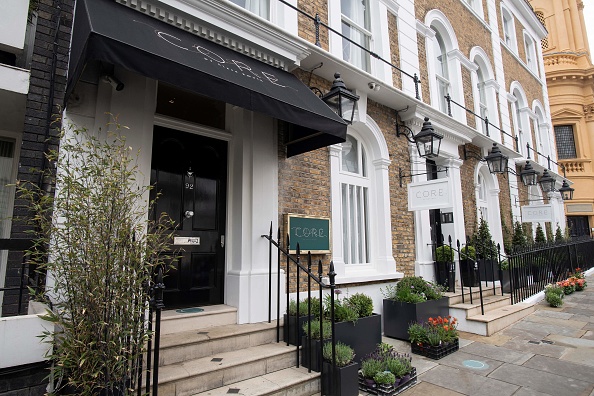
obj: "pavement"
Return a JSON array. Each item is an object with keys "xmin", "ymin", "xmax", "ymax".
[{"xmin": 361, "ymin": 272, "xmax": 594, "ymax": 396}]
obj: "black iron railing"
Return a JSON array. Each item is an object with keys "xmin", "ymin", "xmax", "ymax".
[
  {"xmin": 436, "ymin": 235, "xmax": 594, "ymax": 313},
  {"xmin": 262, "ymin": 223, "xmax": 337, "ymax": 384}
]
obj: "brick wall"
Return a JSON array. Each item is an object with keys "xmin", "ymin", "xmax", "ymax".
[
  {"xmin": 298, "ymin": 0, "xmax": 329, "ymax": 50},
  {"xmin": 462, "ymin": 67, "xmax": 476, "ymax": 128},
  {"xmin": 3, "ymin": 0, "xmax": 73, "ymax": 315},
  {"xmin": 459, "ymin": 145, "xmax": 479, "ymax": 237},
  {"xmin": 388, "ymin": 12, "xmax": 402, "ymax": 90}
]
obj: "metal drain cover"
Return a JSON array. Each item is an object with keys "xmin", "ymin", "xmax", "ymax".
[
  {"xmin": 463, "ymin": 360, "xmax": 489, "ymax": 370},
  {"xmin": 176, "ymin": 307, "xmax": 204, "ymax": 314}
]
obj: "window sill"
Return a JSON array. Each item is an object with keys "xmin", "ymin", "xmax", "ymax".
[{"xmin": 334, "ymin": 270, "xmax": 404, "ymax": 285}]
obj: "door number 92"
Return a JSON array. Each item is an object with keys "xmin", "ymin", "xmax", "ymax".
[{"xmin": 185, "ymin": 183, "xmax": 194, "ymax": 190}]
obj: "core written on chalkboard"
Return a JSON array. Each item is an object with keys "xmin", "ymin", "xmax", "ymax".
[{"xmin": 285, "ymin": 214, "xmax": 331, "ymax": 254}]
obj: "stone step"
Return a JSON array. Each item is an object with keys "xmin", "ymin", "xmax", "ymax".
[
  {"xmin": 452, "ymin": 302, "xmax": 535, "ymax": 336},
  {"xmin": 159, "ymin": 321, "xmax": 281, "ymax": 366},
  {"xmin": 445, "ymin": 285, "xmax": 499, "ymax": 306},
  {"xmin": 157, "ymin": 342, "xmax": 297, "ymax": 396},
  {"xmin": 190, "ymin": 367, "xmax": 320, "ymax": 396},
  {"xmin": 450, "ymin": 293, "xmax": 511, "ymax": 318},
  {"xmin": 159, "ymin": 305, "xmax": 237, "ymax": 335}
]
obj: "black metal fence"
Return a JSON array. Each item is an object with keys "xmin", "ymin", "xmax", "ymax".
[
  {"xmin": 434, "ymin": 235, "xmax": 594, "ymax": 313},
  {"xmin": 0, "ymin": 238, "xmax": 40, "ymax": 317},
  {"xmin": 261, "ymin": 223, "xmax": 337, "ymax": 389}
]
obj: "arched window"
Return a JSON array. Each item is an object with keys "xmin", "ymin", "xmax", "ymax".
[
  {"xmin": 471, "ymin": 47, "xmax": 499, "ymax": 136},
  {"xmin": 510, "ymin": 85, "xmax": 529, "ymax": 157},
  {"xmin": 340, "ymin": 134, "xmax": 370, "ymax": 264},
  {"xmin": 433, "ymin": 30, "xmax": 450, "ymax": 113}
]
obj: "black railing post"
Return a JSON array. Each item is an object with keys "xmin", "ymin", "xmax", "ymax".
[
  {"xmin": 296, "ymin": 244, "xmax": 301, "ymax": 367},
  {"xmin": 448, "ymin": 235, "xmax": 455, "ymax": 293},
  {"xmin": 146, "ymin": 288, "xmax": 153, "ymax": 394},
  {"xmin": 456, "ymin": 239, "xmax": 464, "ymax": 304},
  {"xmin": 286, "ymin": 235, "xmax": 290, "ymax": 346},
  {"xmin": 497, "ymin": 244, "xmax": 503, "ymax": 296},
  {"xmin": 446, "ymin": 93, "xmax": 452, "ymax": 117},
  {"xmin": 152, "ymin": 267, "xmax": 165, "ymax": 396},
  {"xmin": 314, "ymin": 13, "xmax": 321, "ymax": 47},
  {"xmin": 277, "ymin": 227, "xmax": 281, "ymax": 343},
  {"xmin": 268, "ymin": 222, "xmax": 272, "ymax": 323},
  {"xmin": 484, "ymin": 116, "xmax": 490, "ymax": 137},
  {"xmin": 329, "ymin": 261, "xmax": 337, "ymax": 386},
  {"xmin": 307, "ymin": 252, "xmax": 312, "ymax": 372},
  {"xmin": 317, "ymin": 259, "xmax": 323, "ymax": 377},
  {"xmin": 526, "ymin": 143, "xmax": 531, "ymax": 159},
  {"xmin": 414, "ymin": 73, "xmax": 420, "ymax": 100}
]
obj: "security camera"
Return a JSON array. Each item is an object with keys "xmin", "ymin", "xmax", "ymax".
[{"xmin": 368, "ymin": 82, "xmax": 380, "ymax": 91}]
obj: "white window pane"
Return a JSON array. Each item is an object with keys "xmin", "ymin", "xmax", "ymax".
[
  {"xmin": 342, "ymin": 135, "xmax": 359, "ymax": 173},
  {"xmin": 229, "ymin": 0, "xmax": 269, "ymax": 19},
  {"xmin": 361, "ymin": 144, "xmax": 367, "ymax": 177},
  {"xmin": 341, "ymin": 22, "xmax": 371, "ymax": 71},
  {"xmin": 349, "ymin": 185, "xmax": 356, "ymax": 262},
  {"xmin": 342, "ymin": 184, "xmax": 349, "ymax": 263}
]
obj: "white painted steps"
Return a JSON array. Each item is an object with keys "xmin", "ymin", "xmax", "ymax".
[
  {"xmin": 154, "ymin": 305, "xmax": 319, "ymax": 396},
  {"xmin": 445, "ymin": 285, "xmax": 536, "ymax": 336}
]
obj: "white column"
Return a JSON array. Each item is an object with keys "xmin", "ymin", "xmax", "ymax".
[
  {"xmin": 329, "ymin": 144, "xmax": 346, "ymax": 277},
  {"xmin": 373, "ymin": 157, "xmax": 397, "ymax": 272}
]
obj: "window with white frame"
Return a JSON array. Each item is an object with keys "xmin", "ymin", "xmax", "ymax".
[
  {"xmin": 524, "ymin": 33, "xmax": 538, "ymax": 74},
  {"xmin": 514, "ymin": 101, "xmax": 525, "ymax": 155},
  {"xmin": 476, "ymin": 68, "xmax": 488, "ymax": 131},
  {"xmin": 228, "ymin": 0, "xmax": 270, "ymax": 19},
  {"xmin": 502, "ymin": 7, "xmax": 516, "ymax": 51},
  {"xmin": 340, "ymin": 134, "xmax": 370, "ymax": 264},
  {"xmin": 341, "ymin": 0, "xmax": 372, "ymax": 72},
  {"xmin": 433, "ymin": 30, "xmax": 450, "ymax": 113}
]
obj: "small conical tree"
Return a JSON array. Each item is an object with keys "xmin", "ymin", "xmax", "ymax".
[
  {"xmin": 512, "ymin": 221, "xmax": 527, "ymax": 249},
  {"xmin": 524, "ymin": 224, "xmax": 534, "ymax": 245},
  {"xmin": 555, "ymin": 225, "xmax": 564, "ymax": 242},
  {"xmin": 546, "ymin": 223, "xmax": 554, "ymax": 243},
  {"xmin": 473, "ymin": 218, "xmax": 497, "ymax": 259},
  {"xmin": 535, "ymin": 223, "xmax": 547, "ymax": 244}
]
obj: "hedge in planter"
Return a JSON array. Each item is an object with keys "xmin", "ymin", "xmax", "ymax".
[
  {"xmin": 459, "ymin": 245, "xmax": 478, "ymax": 287},
  {"xmin": 434, "ymin": 245, "xmax": 455, "ymax": 292},
  {"xmin": 408, "ymin": 316, "xmax": 459, "ymax": 360},
  {"xmin": 358, "ymin": 343, "xmax": 417, "ymax": 395},
  {"xmin": 284, "ymin": 297, "xmax": 321, "ymax": 346},
  {"xmin": 301, "ymin": 319, "xmax": 332, "ymax": 372},
  {"xmin": 321, "ymin": 342, "xmax": 358, "ymax": 396},
  {"xmin": 325, "ymin": 292, "xmax": 381, "ymax": 363},
  {"xmin": 382, "ymin": 277, "xmax": 448, "ymax": 341}
]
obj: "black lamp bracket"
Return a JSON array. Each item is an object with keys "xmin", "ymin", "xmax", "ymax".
[
  {"xmin": 514, "ymin": 196, "xmax": 545, "ymax": 206},
  {"xmin": 462, "ymin": 145, "xmax": 484, "ymax": 162},
  {"xmin": 310, "ymin": 86, "xmax": 324, "ymax": 97},
  {"xmin": 396, "ymin": 121, "xmax": 416, "ymax": 144},
  {"xmin": 399, "ymin": 166, "xmax": 449, "ymax": 187}
]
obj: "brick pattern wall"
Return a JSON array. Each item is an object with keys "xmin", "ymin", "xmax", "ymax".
[
  {"xmin": 417, "ymin": 33, "xmax": 431, "ymax": 104},
  {"xmin": 298, "ymin": 0, "xmax": 329, "ymax": 50},
  {"xmin": 3, "ymin": 0, "xmax": 73, "ymax": 315},
  {"xmin": 459, "ymin": 145, "xmax": 480, "ymax": 237},
  {"xmin": 497, "ymin": 173, "xmax": 513, "ymax": 251},
  {"xmin": 462, "ymin": 67, "xmax": 476, "ymax": 128}
]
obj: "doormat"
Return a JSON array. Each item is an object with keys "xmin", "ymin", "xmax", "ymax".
[{"xmin": 175, "ymin": 307, "xmax": 204, "ymax": 314}]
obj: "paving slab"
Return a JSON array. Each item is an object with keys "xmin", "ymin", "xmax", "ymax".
[
  {"xmin": 511, "ymin": 320, "xmax": 586, "ymax": 338},
  {"xmin": 533, "ymin": 310, "xmax": 575, "ymax": 320},
  {"xmin": 500, "ymin": 326, "xmax": 550, "ymax": 340},
  {"xmin": 511, "ymin": 387, "xmax": 554, "ymax": 396},
  {"xmin": 522, "ymin": 313, "xmax": 588, "ymax": 329},
  {"xmin": 419, "ymin": 365, "xmax": 519, "ymax": 396},
  {"xmin": 562, "ymin": 307, "xmax": 594, "ymax": 317},
  {"xmin": 545, "ymin": 333, "xmax": 594, "ymax": 348},
  {"xmin": 559, "ymin": 346, "xmax": 594, "ymax": 367},
  {"xmin": 459, "ymin": 341, "xmax": 534, "ymax": 365},
  {"xmin": 500, "ymin": 337, "xmax": 568, "ymax": 359},
  {"xmin": 458, "ymin": 331, "xmax": 511, "ymax": 346},
  {"xmin": 488, "ymin": 363, "xmax": 593, "ymax": 396},
  {"xmin": 435, "ymin": 350, "xmax": 502, "ymax": 376},
  {"xmin": 398, "ymin": 381, "xmax": 465, "ymax": 396},
  {"xmin": 582, "ymin": 330, "xmax": 594, "ymax": 340},
  {"xmin": 522, "ymin": 354, "xmax": 594, "ymax": 384}
]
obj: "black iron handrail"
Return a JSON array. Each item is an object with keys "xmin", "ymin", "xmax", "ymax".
[
  {"xmin": 275, "ymin": 0, "xmax": 421, "ymax": 99},
  {"xmin": 525, "ymin": 142, "xmax": 567, "ymax": 176},
  {"xmin": 445, "ymin": 94, "xmax": 519, "ymax": 152},
  {"xmin": 262, "ymin": 223, "xmax": 337, "ymax": 383}
]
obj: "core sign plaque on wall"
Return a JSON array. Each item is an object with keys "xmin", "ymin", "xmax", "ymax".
[{"xmin": 285, "ymin": 214, "xmax": 331, "ymax": 254}]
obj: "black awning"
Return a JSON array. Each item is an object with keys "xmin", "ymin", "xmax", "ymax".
[{"xmin": 67, "ymin": 0, "xmax": 347, "ymax": 157}]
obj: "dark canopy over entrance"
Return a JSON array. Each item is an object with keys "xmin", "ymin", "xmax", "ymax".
[{"xmin": 67, "ymin": 0, "xmax": 347, "ymax": 157}]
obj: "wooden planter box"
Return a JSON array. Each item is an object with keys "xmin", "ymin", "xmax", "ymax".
[
  {"xmin": 411, "ymin": 338, "xmax": 459, "ymax": 360},
  {"xmin": 358, "ymin": 368, "xmax": 418, "ymax": 396},
  {"xmin": 283, "ymin": 314, "xmax": 310, "ymax": 346},
  {"xmin": 383, "ymin": 298, "xmax": 449, "ymax": 341},
  {"xmin": 300, "ymin": 336, "xmax": 326, "ymax": 372},
  {"xmin": 334, "ymin": 314, "xmax": 382, "ymax": 363},
  {"xmin": 459, "ymin": 259, "xmax": 479, "ymax": 287},
  {"xmin": 477, "ymin": 259, "xmax": 499, "ymax": 281},
  {"xmin": 322, "ymin": 361, "xmax": 359, "ymax": 396}
]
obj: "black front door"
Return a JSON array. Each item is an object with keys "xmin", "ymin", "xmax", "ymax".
[
  {"xmin": 150, "ymin": 126, "xmax": 227, "ymax": 307},
  {"xmin": 567, "ymin": 216, "xmax": 590, "ymax": 237}
]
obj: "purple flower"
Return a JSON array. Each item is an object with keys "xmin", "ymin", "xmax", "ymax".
[{"xmin": 335, "ymin": 289, "xmax": 342, "ymax": 295}]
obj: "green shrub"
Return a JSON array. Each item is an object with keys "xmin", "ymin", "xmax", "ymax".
[
  {"xmin": 288, "ymin": 297, "xmax": 322, "ymax": 317},
  {"xmin": 535, "ymin": 224, "xmax": 547, "ymax": 244},
  {"xmin": 373, "ymin": 371, "xmax": 396, "ymax": 385},
  {"xmin": 302, "ymin": 319, "xmax": 332, "ymax": 340},
  {"xmin": 500, "ymin": 260, "xmax": 509, "ymax": 271},
  {"xmin": 347, "ymin": 293, "xmax": 374, "ymax": 318},
  {"xmin": 460, "ymin": 245, "xmax": 476, "ymax": 260},
  {"xmin": 435, "ymin": 245, "xmax": 454, "ymax": 262},
  {"xmin": 383, "ymin": 276, "xmax": 444, "ymax": 303},
  {"xmin": 555, "ymin": 225, "xmax": 564, "ymax": 242},
  {"xmin": 322, "ymin": 342, "xmax": 355, "ymax": 367},
  {"xmin": 544, "ymin": 284, "xmax": 564, "ymax": 307},
  {"xmin": 360, "ymin": 357, "xmax": 384, "ymax": 379}
]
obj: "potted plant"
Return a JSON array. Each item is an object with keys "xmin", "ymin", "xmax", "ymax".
[
  {"xmin": 284, "ymin": 297, "xmax": 320, "ymax": 346},
  {"xmin": 544, "ymin": 284, "xmax": 564, "ymax": 307},
  {"xmin": 459, "ymin": 245, "xmax": 478, "ymax": 287},
  {"xmin": 500, "ymin": 259, "xmax": 512, "ymax": 293},
  {"xmin": 326, "ymin": 292, "xmax": 382, "ymax": 363},
  {"xmin": 434, "ymin": 245, "xmax": 455, "ymax": 292},
  {"xmin": 408, "ymin": 316, "xmax": 459, "ymax": 360},
  {"xmin": 301, "ymin": 318, "xmax": 332, "ymax": 372},
  {"xmin": 321, "ymin": 342, "xmax": 358, "ymax": 396},
  {"xmin": 382, "ymin": 277, "xmax": 448, "ymax": 341},
  {"xmin": 473, "ymin": 219, "xmax": 499, "ymax": 282},
  {"xmin": 358, "ymin": 343, "xmax": 417, "ymax": 395}
]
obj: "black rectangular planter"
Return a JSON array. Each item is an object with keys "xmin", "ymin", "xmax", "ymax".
[
  {"xmin": 283, "ymin": 314, "xmax": 311, "ymax": 346},
  {"xmin": 301, "ymin": 336, "xmax": 326, "ymax": 372},
  {"xmin": 358, "ymin": 367, "xmax": 418, "ymax": 396},
  {"xmin": 460, "ymin": 259, "xmax": 479, "ymax": 287},
  {"xmin": 322, "ymin": 361, "xmax": 359, "ymax": 396},
  {"xmin": 434, "ymin": 261, "xmax": 455, "ymax": 292},
  {"xmin": 334, "ymin": 314, "xmax": 382, "ymax": 362},
  {"xmin": 383, "ymin": 298, "xmax": 449, "ymax": 341},
  {"xmin": 477, "ymin": 259, "xmax": 499, "ymax": 281},
  {"xmin": 411, "ymin": 338, "xmax": 459, "ymax": 360}
]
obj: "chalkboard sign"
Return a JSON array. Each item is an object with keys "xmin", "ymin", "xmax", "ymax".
[{"xmin": 285, "ymin": 214, "xmax": 331, "ymax": 254}]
